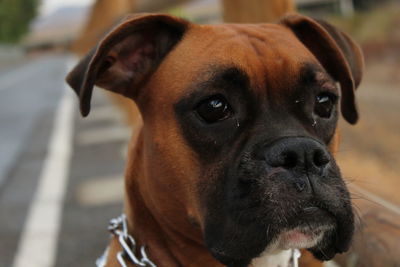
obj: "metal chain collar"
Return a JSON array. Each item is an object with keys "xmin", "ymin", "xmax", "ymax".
[
  {"xmin": 96, "ymin": 214, "xmax": 157, "ymax": 267},
  {"xmin": 96, "ymin": 214, "xmax": 301, "ymax": 267}
]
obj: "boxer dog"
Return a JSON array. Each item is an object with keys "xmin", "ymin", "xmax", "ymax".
[{"xmin": 67, "ymin": 13, "xmax": 363, "ymax": 267}]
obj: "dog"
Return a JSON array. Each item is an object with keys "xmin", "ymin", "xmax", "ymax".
[{"xmin": 66, "ymin": 13, "xmax": 363, "ymax": 267}]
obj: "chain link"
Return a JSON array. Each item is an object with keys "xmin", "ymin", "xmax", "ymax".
[{"xmin": 97, "ymin": 214, "xmax": 157, "ymax": 267}]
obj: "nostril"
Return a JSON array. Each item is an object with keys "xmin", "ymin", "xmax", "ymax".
[
  {"xmin": 282, "ymin": 151, "xmax": 298, "ymax": 168},
  {"xmin": 313, "ymin": 149, "xmax": 330, "ymax": 167},
  {"xmin": 263, "ymin": 138, "xmax": 330, "ymax": 171}
]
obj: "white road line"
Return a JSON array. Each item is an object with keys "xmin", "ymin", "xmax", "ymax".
[{"xmin": 12, "ymin": 58, "xmax": 76, "ymax": 267}]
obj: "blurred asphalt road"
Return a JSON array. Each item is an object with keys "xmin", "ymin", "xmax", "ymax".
[{"xmin": 0, "ymin": 54, "xmax": 129, "ymax": 267}]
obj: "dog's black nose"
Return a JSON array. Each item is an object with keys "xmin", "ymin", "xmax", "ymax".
[{"xmin": 264, "ymin": 137, "xmax": 330, "ymax": 174}]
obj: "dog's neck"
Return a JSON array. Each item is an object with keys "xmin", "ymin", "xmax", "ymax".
[
  {"xmin": 119, "ymin": 130, "xmax": 224, "ymax": 267},
  {"xmin": 122, "ymin": 184, "xmax": 223, "ymax": 267},
  {"xmin": 123, "ymin": 186, "xmax": 295, "ymax": 267},
  {"xmin": 114, "ymin": 130, "xmax": 297, "ymax": 267}
]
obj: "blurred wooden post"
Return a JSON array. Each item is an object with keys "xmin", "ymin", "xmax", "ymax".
[
  {"xmin": 71, "ymin": 0, "xmax": 135, "ymax": 55},
  {"xmin": 222, "ymin": 0, "xmax": 296, "ymax": 23},
  {"xmin": 339, "ymin": 0, "xmax": 354, "ymax": 17}
]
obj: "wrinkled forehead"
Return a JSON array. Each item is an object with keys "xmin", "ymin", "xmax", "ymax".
[{"xmin": 147, "ymin": 23, "xmax": 322, "ymax": 104}]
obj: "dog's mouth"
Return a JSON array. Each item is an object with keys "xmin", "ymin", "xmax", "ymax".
[
  {"xmin": 209, "ymin": 223, "xmax": 333, "ymax": 267},
  {"xmin": 278, "ymin": 226, "xmax": 328, "ymax": 249},
  {"xmin": 204, "ymin": 143, "xmax": 354, "ymax": 267},
  {"xmin": 264, "ymin": 206, "xmax": 336, "ymax": 252},
  {"xmin": 205, "ymin": 200, "xmax": 352, "ymax": 267}
]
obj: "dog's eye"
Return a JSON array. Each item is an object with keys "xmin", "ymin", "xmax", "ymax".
[
  {"xmin": 196, "ymin": 96, "xmax": 232, "ymax": 123},
  {"xmin": 314, "ymin": 93, "xmax": 337, "ymax": 118}
]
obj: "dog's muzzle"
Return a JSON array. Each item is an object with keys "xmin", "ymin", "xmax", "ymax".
[
  {"xmin": 205, "ymin": 136, "xmax": 354, "ymax": 266},
  {"xmin": 261, "ymin": 137, "xmax": 331, "ymax": 193}
]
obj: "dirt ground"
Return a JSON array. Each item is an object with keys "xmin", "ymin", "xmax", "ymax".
[
  {"xmin": 333, "ymin": 4, "xmax": 400, "ymax": 207},
  {"xmin": 331, "ymin": 12, "xmax": 400, "ymax": 263},
  {"xmin": 337, "ymin": 56, "xmax": 400, "ymax": 205}
]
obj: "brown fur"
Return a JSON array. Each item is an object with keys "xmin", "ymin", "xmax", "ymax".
[{"xmin": 67, "ymin": 14, "xmax": 363, "ymax": 267}]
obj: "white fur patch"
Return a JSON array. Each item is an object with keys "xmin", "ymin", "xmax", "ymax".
[
  {"xmin": 250, "ymin": 249, "xmax": 292, "ymax": 267},
  {"xmin": 249, "ymin": 224, "xmax": 333, "ymax": 267}
]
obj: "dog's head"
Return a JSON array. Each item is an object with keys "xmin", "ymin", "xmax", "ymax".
[{"xmin": 67, "ymin": 13, "xmax": 363, "ymax": 267}]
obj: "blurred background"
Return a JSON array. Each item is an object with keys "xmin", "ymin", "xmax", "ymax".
[{"xmin": 0, "ymin": 0, "xmax": 399, "ymax": 266}]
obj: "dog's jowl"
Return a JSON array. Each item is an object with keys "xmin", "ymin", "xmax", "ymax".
[{"xmin": 67, "ymin": 13, "xmax": 363, "ymax": 267}]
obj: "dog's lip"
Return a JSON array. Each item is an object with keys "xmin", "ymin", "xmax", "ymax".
[
  {"xmin": 276, "ymin": 224, "xmax": 331, "ymax": 249},
  {"xmin": 299, "ymin": 206, "xmax": 336, "ymax": 227},
  {"xmin": 267, "ymin": 206, "xmax": 335, "ymax": 244},
  {"xmin": 300, "ymin": 206, "xmax": 335, "ymax": 220}
]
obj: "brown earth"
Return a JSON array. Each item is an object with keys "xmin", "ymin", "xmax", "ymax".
[
  {"xmin": 333, "ymin": 27, "xmax": 400, "ymax": 266},
  {"xmin": 338, "ymin": 56, "xmax": 400, "ymax": 206}
]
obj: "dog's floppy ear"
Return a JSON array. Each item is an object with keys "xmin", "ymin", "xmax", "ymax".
[
  {"xmin": 281, "ymin": 14, "xmax": 364, "ymax": 124},
  {"xmin": 66, "ymin": 14, "xmax": 189, "ymax": 116}
]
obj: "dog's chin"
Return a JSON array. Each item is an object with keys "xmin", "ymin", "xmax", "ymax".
[
  {"xmin": 209, "ymin": 225, "xmax": 334, "ymax": 267},
  {"xmin": 210, "ymin": 225, "xmax": 335, "ymax": 267},
  {"xmin": 269, "ymin": 208, "xmax": 337, "ymax": 252},
  {"xmin": 207, "ymin": 208, "xmax": 340, "ymax": 267},
  {"xmin": 271, "ymin": 225, "xmax": 332, "ymax": 251}
]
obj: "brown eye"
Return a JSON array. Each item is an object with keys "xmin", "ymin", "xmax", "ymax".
[
  {"xmin": 314, "ymin": 93, "xmax": 337, "ymax": 118},
  {"xmin": 196, "ymin": 96, "xmax": 232, "ymax": 123}
]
